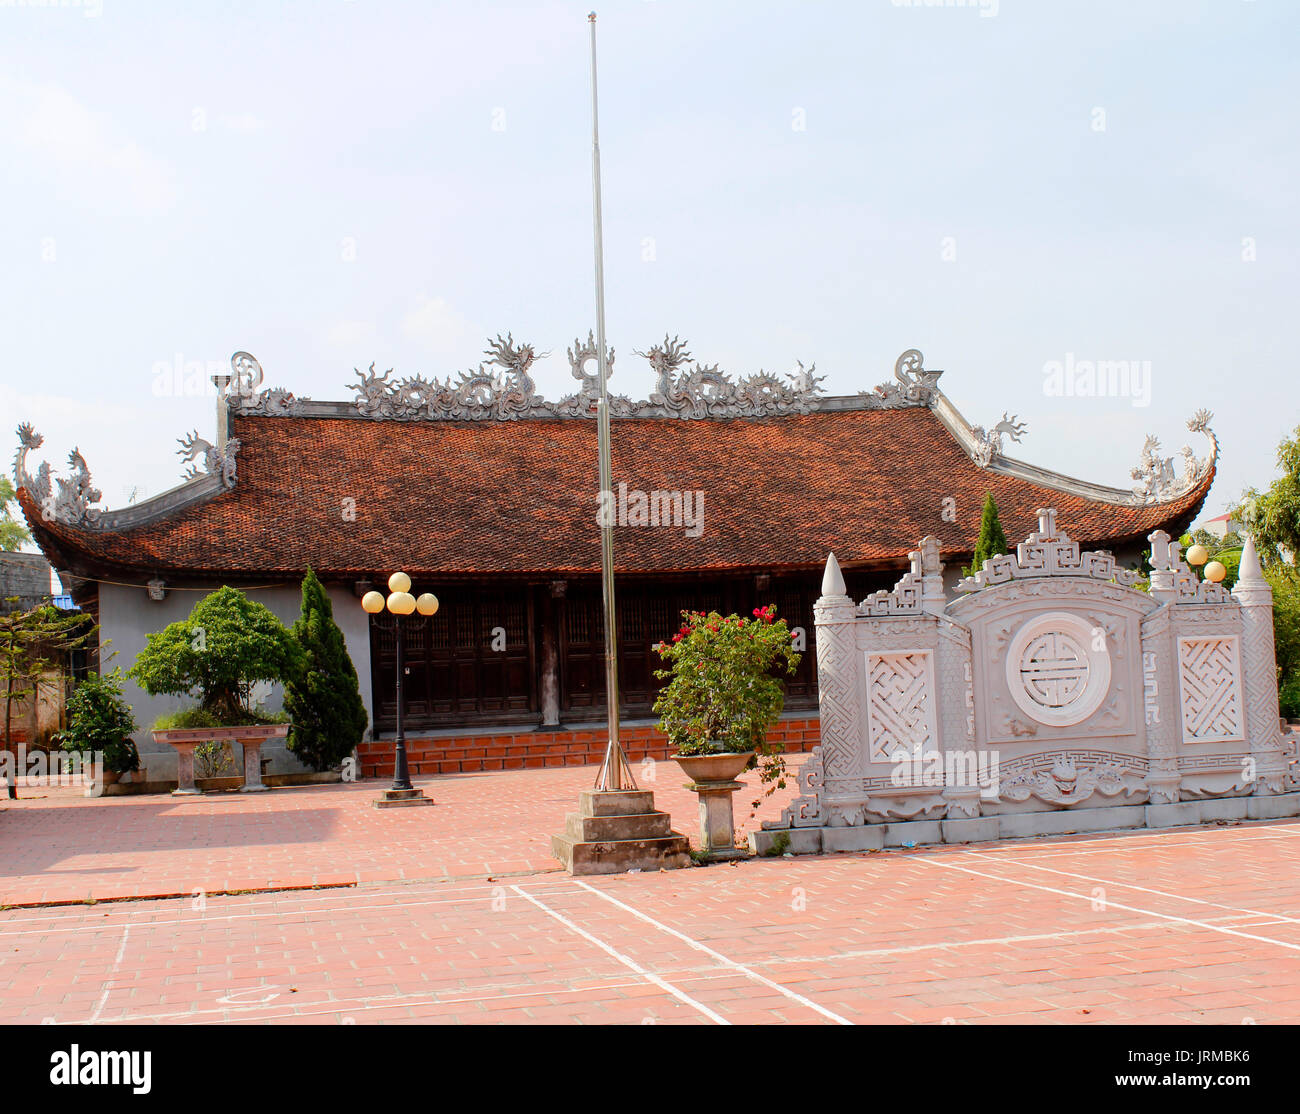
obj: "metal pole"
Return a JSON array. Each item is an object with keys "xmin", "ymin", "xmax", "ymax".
[
  {"xmin": 589, "ymin": 11, "xmax": 630, "ymax": 792},
  {"xmin": 392, "ymin": 614, "xmax": 412, "ymax": 791}
]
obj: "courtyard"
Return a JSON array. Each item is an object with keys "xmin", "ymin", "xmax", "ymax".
[{"xmin": 3, "ymin": 763, "xmax": 1300, "ymax": 1026}]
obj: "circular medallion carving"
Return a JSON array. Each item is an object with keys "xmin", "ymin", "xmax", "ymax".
[{"xmin": 1005, "ymin": 612, "xmax": 1111, "ymax": 728}]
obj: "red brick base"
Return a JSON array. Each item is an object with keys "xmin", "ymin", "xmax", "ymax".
[{"xmin": 357, "ymin": 716, "xmax": 822, "ymax": 778}]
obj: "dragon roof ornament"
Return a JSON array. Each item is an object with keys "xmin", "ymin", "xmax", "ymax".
[
  {"xmin": 1128, "ymin": 409, "xmax": 1217, "ymax": 505},
  {"xmin": 228, "ymin": 334, "xmax": 832, "ymax": 422},
  {"xmin": 12, "ymin": 423, "xmax": 104, "ymax": 528},
  {"xmin": 177, "ymin": 431, "xmax": 240, "ymax": 488}
]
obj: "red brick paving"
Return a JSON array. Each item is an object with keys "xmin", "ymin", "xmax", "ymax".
[
  {"xmin": 0, "ymin": 758, "xmax": 807, "ymax": 907},
  {"xmin": 3, "ymin": 764, "xmax": 1300, "ymax": 1024}
]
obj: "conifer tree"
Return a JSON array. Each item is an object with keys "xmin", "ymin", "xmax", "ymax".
[
  {"xmin": 284, "ymin": 568, "xmax": 367, "ymax": 771},
  {"xmin": 970, "ymin": 493, "xmax": 1010, "ymax": 573}
]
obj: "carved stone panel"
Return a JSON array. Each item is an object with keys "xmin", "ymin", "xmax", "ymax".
[
  {"xmin": 865, "ymin": 650, "xmax": 938, "ymax": 762},
  {"xmin": 1176, "ymin": 636, "xmax": 1245, "ymax": 744},
  {"xmin": 1004, "ymin": 611, "xmax": 1112, "ymax": 729}
]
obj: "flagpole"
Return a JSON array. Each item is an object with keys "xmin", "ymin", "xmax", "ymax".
[{"xmin": 588, "ymin": 11, "xmax": 633, "ymax": 792}]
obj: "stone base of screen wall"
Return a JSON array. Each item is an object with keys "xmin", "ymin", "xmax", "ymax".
[{"xmin": 750, "ymin": 790, "xmax": 1300, "ymax": 855}]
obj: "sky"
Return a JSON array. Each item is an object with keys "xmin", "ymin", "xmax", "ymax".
[{"xmin": 1, "ymin": 0, "xmax": 1296, "ymax": 534}]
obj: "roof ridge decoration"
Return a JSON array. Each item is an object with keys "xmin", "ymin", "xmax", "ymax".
[
  {"xmin": 229, "ymin": 334, "xmax": 834, "ymax": 422},
  {"xmin": 857, "ymin": 348, "xmax": 943, "ymax": 408},
  {"xmin": 13, "ymin": 423, "xmax": 103, "ymax": 528},
  {"xmin": 1128, "ymin": 409, "xmax": 1217, "ymax": 505},
  {"xmin": 176, "ymin": 431, "xmax": 240, "ymax": 488},
  {"xmin": 955, "ymin": 508, "xmax": 1141, "ymax": 593},
  {"xmin": 225, "ymin": 351, "xmax": 306, "ymax": 416}
]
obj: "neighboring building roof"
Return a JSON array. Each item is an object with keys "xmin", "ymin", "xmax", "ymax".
[{"xmin": 13, "ymin": 345, "xmax": 1218, "ymax": 583}]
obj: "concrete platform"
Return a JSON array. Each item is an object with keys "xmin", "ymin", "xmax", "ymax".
[
  {"xmin": 551, "ymin": 789, "xmax": 691, "ymax": 875},
  {"xmin": 749, "ymin": 791, "xmax": 1300, "ymax": 855}
]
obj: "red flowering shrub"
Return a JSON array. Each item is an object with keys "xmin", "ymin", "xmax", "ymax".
[{"xmin": 652, "ymin": 606, "xmax": 800, "ymax": 793}]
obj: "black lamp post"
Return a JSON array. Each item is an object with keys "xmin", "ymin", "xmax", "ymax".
[{"xmin": 363, "ymin": 572, "xmax": 438, "ymax": 809}]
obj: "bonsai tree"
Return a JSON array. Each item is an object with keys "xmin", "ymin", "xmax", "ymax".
[
  {"xmin": 57, "ymin": 669, "xmax": 140, "ymax": 776},
  {"xmin": 652, "ymin": 606, "xmax": 800, "ymax": 795},
  {"xmin": 966, "ymin": 492, "xmax": 1010, "ymax": 576},
  {"xmin": 128, "ymin": 586, "xmax": 303, "ymax": 725},
  {"xmin": 283, "ymin": 567, "xmax": 367, "ymax": 771}
]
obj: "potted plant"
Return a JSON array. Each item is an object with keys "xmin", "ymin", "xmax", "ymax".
[
  {"xmin": 652, "ymin": 605, "xmax": 800, "ymax": 859},
  {"xmin": 56, "ymin": 669, "xmax": 140, "ymax": 788},
  {"xmin": 128, "ymin": 586, "xmax": 303, "ymax": 794}
]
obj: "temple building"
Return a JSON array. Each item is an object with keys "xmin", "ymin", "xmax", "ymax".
[{"xmin": 14, "ymin": 338, "xmax": 1216, "ymax": 778}]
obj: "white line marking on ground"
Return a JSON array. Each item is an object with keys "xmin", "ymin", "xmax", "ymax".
[
  {"xmin": 956, "ymin": 850, "xmax": 1300, "ymax": 926},
  {"xmin": 914, "ymin": 858, "xmax": 1300, "ymax": 955},
  {"xmin": 570, "ymin": 879, "xmax": 852, "ymax": 1025},
  {"xmin": 86, "ymin": 977, "xmax": 663, "ymax": 1025},
  {"xmin": 508, "ymin": 884, "xmax": 729, "ymax": 1025},
  {"xmin": 753, "ymin": 916, "xmax": 1243, "ymax": 966},
  {"xmin": 0, "ymin": 887, "xmax": 588, "ymax": 940},
  {"xmin": 88, "ymin": 924, "xmax": 130, "ymax": 1023}
]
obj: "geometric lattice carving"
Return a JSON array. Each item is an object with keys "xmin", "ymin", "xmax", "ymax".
[
  {"xmin": 815, "ymin": 621, "xmax": 860, "ymax": 778},
  {"xmin": 1177, "ymin": 636, "xmax": 1245, "ymax": 743},
  {"xmin": 955, "ymin": 508, "xmax": 1139, "ymax": 593},
  {"xmin": 865, "ymin": 650, "xmax": 938, "ymax": 762}
]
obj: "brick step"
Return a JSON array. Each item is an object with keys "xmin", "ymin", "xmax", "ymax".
[{"xmin": 358, "ymin": 718, "xmax": 820, "ymax": 777}]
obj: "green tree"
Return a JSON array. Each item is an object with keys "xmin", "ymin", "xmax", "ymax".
[
  {"xmin": 1234, "ymin": 425, "xmax": 1300, "ymax": 566},
  {"xmin": 283, "ymin": 568, "xmax": 367, "ymax": 771},
  {"xmin": 1268, "ymin": 566, "xmax": 1300, "ymax": 717},
  {"xmin": 57, "ymin": 669, "xmax": 140, "ymax": 775},
  {"xmin": 968, "ymin": 493, "xmax": 1010, "ymax": 574},
  {"xmin": 1, "ymin": 602, "xmax": 98, "ymax": 798},
  {"xmin": 127, "ymin": 586, "xmax": 303, "ymax": 723},
  {"xmin": 0, "ymin": 477, "xmax": 31, "ymax": 552}
]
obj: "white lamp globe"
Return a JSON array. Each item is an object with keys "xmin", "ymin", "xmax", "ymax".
[
  {"xmin": 416, "ymin": 593, "xmax": 440, "ymax": 617},
  {"xmin": 1204, "ymin": 560, "xmax": 1227, "ymax": 584},
  {"xmin": 388, "ymin": 591, "xmax": 416, "ymax": 616},
  {"xmin": 388, "ymin": 571, "xmax": 412, "ymax": 594},
  {"xmin": 361, "ymin": 591, "xmax": 385, "ymax": 614}
]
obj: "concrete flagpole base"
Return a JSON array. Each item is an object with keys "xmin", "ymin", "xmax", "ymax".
[{"xmin": 551, "ymin": 790, "xmax": 691, "ymax": 875}]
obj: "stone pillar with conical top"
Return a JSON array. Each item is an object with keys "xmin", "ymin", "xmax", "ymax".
[
  {"xmin": 1233, "ymin": 534, "xmax": 1290, "ymax": 794},
  {"xmin": 814, "ymin": 553, "xmax": 869, "ymax": 826}
]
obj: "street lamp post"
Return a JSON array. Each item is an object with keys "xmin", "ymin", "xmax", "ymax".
[{"xmin": 363, "ymin": 572, "xmax": 439, "ymax": 809}]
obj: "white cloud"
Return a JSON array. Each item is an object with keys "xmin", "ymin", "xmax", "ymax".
[
  {"xmin": 400, "ymin": 295, "xmax": 479, "ymax": 360},
  {"xmin": 218, "ymin": 112, "xmax": 268, "ymax": 134},
  {"xmin": 323, "ymin": 319, "xmax": 376, "ymax": 348},
  {"xmin": 1, "ymin": 76, "xmax": 179, "ymax": 209}
]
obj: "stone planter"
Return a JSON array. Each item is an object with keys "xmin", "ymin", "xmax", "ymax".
[
  {"xmin": 193, "ymin": 776, "xmax": 243, "ymax": 792},
  {"xmin": 152, "ymin": 724, "xmax": 290, "ymax": 796},
  {"xmin": 673, "ymin": 751, "xmax": 754, "ymax": 861}
]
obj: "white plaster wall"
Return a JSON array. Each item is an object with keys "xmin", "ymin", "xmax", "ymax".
[{"xmin": 99, "ymin": 581, "xmax": 373, "ymax": 781}]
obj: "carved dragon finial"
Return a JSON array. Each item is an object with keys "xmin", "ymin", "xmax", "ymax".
[
  {"xmin": 971, "ymin": 412, "xmax": 1029, "ymax": 467},
  {"xmin": 12, "ymin": 425, "xmax": 103, "ymax": 526},
  {"xmin": 1129, "ymin": 410, "xmax": 1216, "ymax": 504}
]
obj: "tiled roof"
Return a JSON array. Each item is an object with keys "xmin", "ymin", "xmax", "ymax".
[{"xmin": 19, "ymin": 407, "xmax": 1213, "ymax": 580}]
